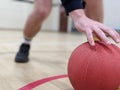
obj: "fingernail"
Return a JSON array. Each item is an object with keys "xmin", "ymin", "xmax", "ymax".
[
  {"xmin": 116, "ymin": 39, "xmax": 120, "ymax": 43},
  {"xmin": 91, "ymin": 42, "xmax": 95, "ymax": 46},
  {"xmin": 106, "ymin": 41, "xmax": 111, "ymax": 44}
]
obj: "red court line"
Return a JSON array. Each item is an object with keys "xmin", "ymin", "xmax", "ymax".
[{"xmin": 19, "ymin": 74, "xmax": 68, "ymax": 90}]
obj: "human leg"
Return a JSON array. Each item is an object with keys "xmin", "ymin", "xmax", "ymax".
[
  {"xmin": 15, "ymin": 0, "xmax": 52, "ymax": 62},
  {"xmin": 84, "ymin": 0, "xmax": 103, "ymax": 22}
]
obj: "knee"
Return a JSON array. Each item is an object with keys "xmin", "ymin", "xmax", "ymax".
[{"xmin": 33, "ymin": 6, "xmax": 52, "ymax": 20}]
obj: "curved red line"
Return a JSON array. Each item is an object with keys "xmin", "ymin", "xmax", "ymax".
[{"xmin": 19, "ymin": 74, "xmax": 68, "ymax": 90}]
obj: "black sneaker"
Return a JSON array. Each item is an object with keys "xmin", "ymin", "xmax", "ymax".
[{"xmin": 15, "ymin": 43, "xmax": 30, "ymax": 63}]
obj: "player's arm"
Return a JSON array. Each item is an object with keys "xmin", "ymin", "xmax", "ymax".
[{"xmin": 60, "ymin": 0, "xmax": 120, "ymax": 46}]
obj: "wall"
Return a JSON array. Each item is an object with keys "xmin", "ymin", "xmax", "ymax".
[
  {"xmin": 104, "ymin": 0, "xmax": 120, "ymax": 29},
  {"xmin": 42, "ymin": 0, "xmax": 61, "ymax": 31},
  {"xmin": 0, "ymin": 0, "xmax": 61, "ymax": 31},
  {"xmin": 0, "ymin": 0, "xmax": 120, "ymax": 31},
  {"xmin": 0, "ymin": 0, "xmax": 32, "ymax": 29}
]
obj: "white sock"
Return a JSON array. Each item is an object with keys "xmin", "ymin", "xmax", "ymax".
[{"xmin": 22, "ymin": 37, "xmax": 32, "ymax": 45}]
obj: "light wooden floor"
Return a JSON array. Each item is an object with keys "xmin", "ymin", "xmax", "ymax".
[
  {"xmin": 0, "ymin": 30, "xmax": 119, "ymax": 90},
  {"xmin": 0, "ymin": 30, "xmax": 87, "ymax": 90}
]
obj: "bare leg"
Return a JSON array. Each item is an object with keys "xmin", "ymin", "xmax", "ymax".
[
  {"xmin": 24, "ymin": 0, "xmax": 52, "ymax": 38},
  {"xmin": 85, "ymin": 0, "xmax": 103, "ymax": 23},
  {"xmin": 15, "ymin": 0, "xmax": 52, "ymax": 62}
]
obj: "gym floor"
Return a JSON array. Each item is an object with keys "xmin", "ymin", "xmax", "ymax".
[
  {"xmin": 0, "ymin": 30, "xmax": 86, "ymax": 90},
  {"xmin": 0, "ymin": 30, "xmax": 119, "ymax": 90}
]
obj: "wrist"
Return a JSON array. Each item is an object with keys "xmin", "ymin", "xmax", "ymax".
[{"xmin": 69, "ymin": 9, "xmax": 85, "ymax": 21}]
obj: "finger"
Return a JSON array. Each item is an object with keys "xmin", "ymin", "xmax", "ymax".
[
  {"xmin": 85, "ymin": 29, "xmax": 95, "ymax": 46},
  {"xmin": 112, "ymin": 29, "xmax": 120, "ymax": 43},
  {"xmin": 93, "ymin": 26, "xmax": 111, "ymax": 44},
  {"xmin": 104, "ymin": 28, "xmax": 120, "ymax": 43},
  {"xmin": 98, "ymin": 23, "xmax": 120, "ymax": 43}
]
